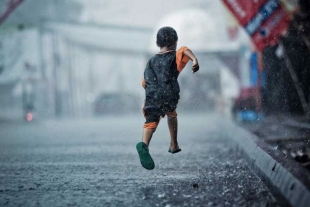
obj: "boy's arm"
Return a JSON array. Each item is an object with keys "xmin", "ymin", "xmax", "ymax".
[
  {"xmin": 183, "ymin": 50, "xmax": 199, "ymax": 73},
  {"xmin": 142, "ymin": 78, "xmax": 146, "ymax": 88}
]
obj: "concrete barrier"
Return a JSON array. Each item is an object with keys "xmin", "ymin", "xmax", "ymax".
[{"xmin": 221, "ymin": 119, "xmax": 310, "ymax": 207}]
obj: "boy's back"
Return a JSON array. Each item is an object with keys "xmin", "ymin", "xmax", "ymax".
[{"xmin": 144, "ymin": 51, "xmax": 180, "ymax": 113}]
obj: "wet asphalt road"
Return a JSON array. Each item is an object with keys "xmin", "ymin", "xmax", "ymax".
[{"xmin": 0, "ymin": 112, "xmax": 279, "ymax": 207}]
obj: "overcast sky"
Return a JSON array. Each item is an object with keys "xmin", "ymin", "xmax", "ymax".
[{"xmin": 77, "ymin": 0, "xmax": 222, "ymax": 28}]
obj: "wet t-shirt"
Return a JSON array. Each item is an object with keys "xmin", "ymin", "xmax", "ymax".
[{"xmin": 143, "ymin": 46, "xmax": 191, "ymax": 114}]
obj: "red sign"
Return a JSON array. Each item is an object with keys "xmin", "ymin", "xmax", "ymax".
[{"xmin": 222, "ymin": 0, "xmax": 290, "ymax": 50}]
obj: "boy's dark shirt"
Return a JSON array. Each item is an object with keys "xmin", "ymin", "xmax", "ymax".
[{"xmin": 144, "ymin": 51, "xmax": 180, "ymax": 115}]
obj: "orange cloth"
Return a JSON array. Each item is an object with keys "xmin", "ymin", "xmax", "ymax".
[
  {"xmin": 176, "ymin": 46, "xmax": 191, "ymax": 72},
  {"xmin": 143, "ymin": 122, "xmax": 158, "ymax": 129}
]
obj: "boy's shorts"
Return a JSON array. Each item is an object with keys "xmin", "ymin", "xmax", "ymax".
[{"xmin": 142, "ymin": 103, "xmax": 177, "ymax": 129}]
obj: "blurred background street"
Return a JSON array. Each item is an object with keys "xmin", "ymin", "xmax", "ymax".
[{"xmin": 1, "ymin": 0, "xmax": 310, "ymax": 206}]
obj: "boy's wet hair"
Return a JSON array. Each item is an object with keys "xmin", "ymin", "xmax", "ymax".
[{"xmin": 156, "ymin": 27, "xmax": 178, "ymax": 48}]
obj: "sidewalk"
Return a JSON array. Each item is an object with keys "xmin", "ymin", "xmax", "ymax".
[
  {"xmin": 232, "ymin": 114, "xmax": 310, "ymax": 207},
  {"xmin": 240, "ymin": 115, "xmax": 310, "ymax": 170}
]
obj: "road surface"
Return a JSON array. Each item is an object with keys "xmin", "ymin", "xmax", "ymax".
[{"xmin": 0, "ymin": 112, "xmax": 279, "ymax": 206}]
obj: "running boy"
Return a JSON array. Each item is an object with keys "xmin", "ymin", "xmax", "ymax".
[{"xmin": 136, "ymin": 26, "xmax": 199, "ymax": 170}]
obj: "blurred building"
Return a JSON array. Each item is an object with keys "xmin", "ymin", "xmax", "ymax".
[
  {"xmin": 0, "ymin": 0, "xmax": 257, "ymax": 119},
  {"xmin": 41, "ymin": 22, "xmax": 151, "ymax": 117},
  {"xmin": 0, "ymin": 26, "xmax": 41, "ymax": 118},
  {"xmin": 0, "ymin": 0, "xmax": 84, "ymax": 119}
]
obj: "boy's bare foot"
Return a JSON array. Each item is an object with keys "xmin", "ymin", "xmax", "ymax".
[{"xmin": 168, "ymin": 143, "xmax": 181, "ymax": 154}]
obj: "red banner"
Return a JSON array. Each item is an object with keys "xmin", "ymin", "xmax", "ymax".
[{"xmin": 222, "ymin": 0, "xmax": 290, "ymax": 50}]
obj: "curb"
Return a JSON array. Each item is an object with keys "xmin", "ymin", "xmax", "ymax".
[{"xmin": 221, "ymin": 119, "xmax": 310, "ymax": 207}]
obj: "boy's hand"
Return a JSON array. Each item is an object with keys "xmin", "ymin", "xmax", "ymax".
[
  {"xmin": 183, "ymin": 49, "xmax": 199, "ymax": 73},
  {"xmin": 192, "ymin": 58, "xmax": 199, "ymax": 73}
]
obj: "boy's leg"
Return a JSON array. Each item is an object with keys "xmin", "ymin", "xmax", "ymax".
[
  {"xmin": 137, "ymin": 122, "xmax": 159, "ymax": 170},
  {"xmin": 167, "ymin": 116, "xmax": 178, "ymax": 150},
  {"xmin": 166, "ymin": 110, "xmax": 180, "ymax": 152},
  {"xmin": 141, "ymin": 107, "xmax": 161, "ymax": 145},
  {"xmin": 142, "ymin": 117, "xmax": 160, "ymax": 146},
  {"xmin": 136, "ymin": 107, "xmax": 160, "ymax": 170},
  {"xmin": 142, "ymin": 128, "xmax": 155, "ymax": 146}
]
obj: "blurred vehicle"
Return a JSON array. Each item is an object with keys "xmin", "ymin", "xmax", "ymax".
[
  {"xmin": 232, "ymin": 87, "xmax": 264, "ymax": 121},
  {"xmin": 93, "ymin": 93, "xmax": 140, "ymax": 115},
  {"xmin": 233, "ymin": 87, "xmax": 257, "ymax": 112}
]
